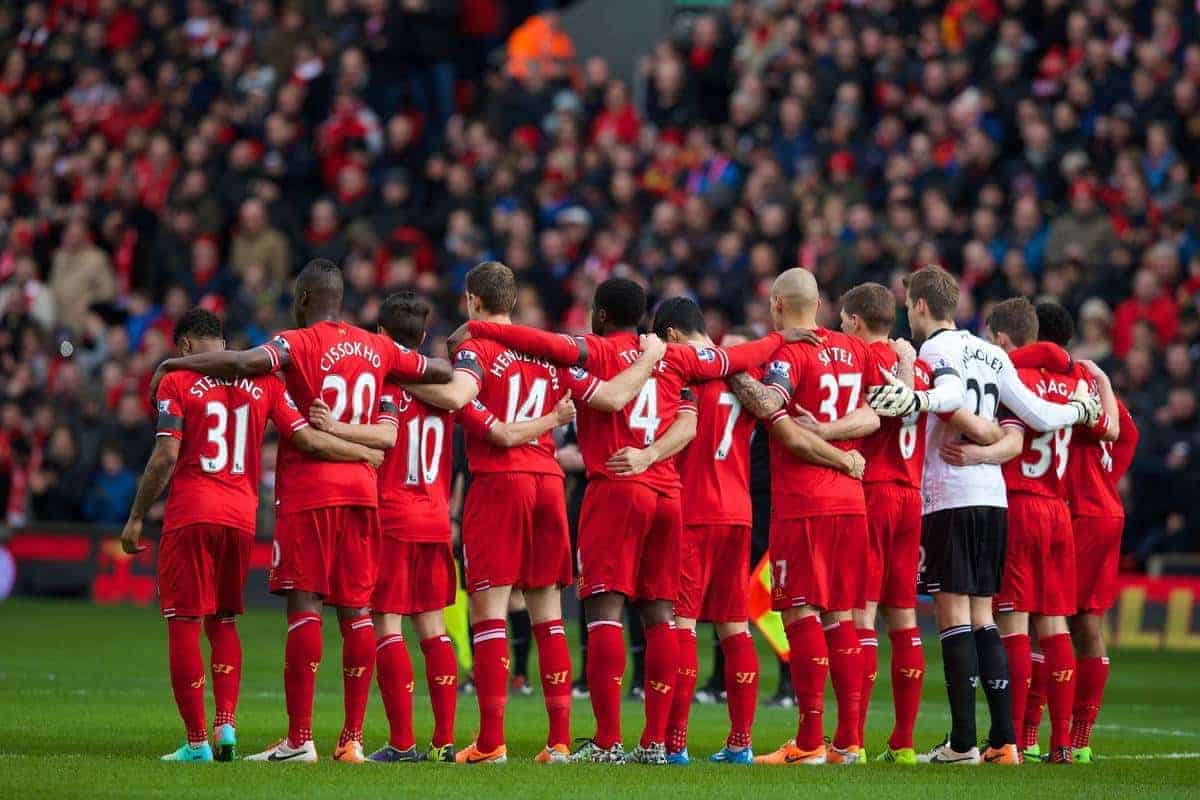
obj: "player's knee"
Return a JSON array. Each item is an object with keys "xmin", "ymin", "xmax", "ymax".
[
  {"xmin": 638, "ymin": 599, "xmax": 673, "ymax": 627},
  {"xmin": 715, "ymin": 621, "xmax": 748, "ymax": 640},
  {"xmin": 583, "ymin": 592, "xmax": 624, "ymax": 623},
  {"xmin": 335, "ymin": 605, "xmax": 371, "ymax": 622}
]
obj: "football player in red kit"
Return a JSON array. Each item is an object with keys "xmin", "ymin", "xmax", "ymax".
[
  {"xmin": 403, "ymin": 263, "xmax": 667, "ymax": 764},
  {"xmin": 1007, "ymin": 302, "xmax": 1136, "ymax": 763},
  {"xmin": 305, "ymin": 291, "xmax": 577, "ymax": 764},
  {"xmin": 466, "ymin": 277, "xmax": 842, "ymax": 764},
  {"xmin": 151, "ymin": 260, "xmax": 453, "ymax": 763},
  {"xmin": 649, "ymin": 298, "xmax": 763, "ymax": 765},
  {"xmin": 946, "ymin": 298, "xmax": 1116, "ymax": 764},
  {"xmin": 122, "ymin": 309, "xmax": 384, "ymax": 763},
  {"xmin": 726, "ymin": 269, "xmax": 879, "ymax": 766},
  {"xmin": 827, "ymin": 283, "xmax": 931, "ymax": 764}
]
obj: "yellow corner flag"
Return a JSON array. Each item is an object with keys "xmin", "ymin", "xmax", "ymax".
[{"xmin": 748, "ymin": 554, "xmax": 789, "ymax": 662}]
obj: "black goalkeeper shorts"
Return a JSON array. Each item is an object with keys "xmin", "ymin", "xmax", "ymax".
[{"xmin": 919, "ymin": 506, "xmax": 1008, "ymax": 597}]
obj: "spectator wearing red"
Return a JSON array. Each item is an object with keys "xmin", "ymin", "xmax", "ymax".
[{"xmin": 1113, "ymin": 269, "xmax": 1180, "ymax": 358}]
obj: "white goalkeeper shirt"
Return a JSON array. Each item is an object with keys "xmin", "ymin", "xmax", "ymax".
[{"xmin": 917, "ymin": 327, "xmax": 1081, "ymax": 515}]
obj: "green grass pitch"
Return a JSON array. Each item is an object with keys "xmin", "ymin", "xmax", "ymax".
[{"xmin": 1, "ymin": 599, "xmax": 1197, "ymax": 798}]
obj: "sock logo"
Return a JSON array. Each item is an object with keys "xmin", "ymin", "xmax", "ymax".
[
  {"xmin": 811, "ymin": 656, "xmax": 829, "ymax": 666},
  {"xmin": 212, "ymin": 663, "xmax": 234, "ymax": 675},
  {"xmin": 677, "ymin": 667, "xmax": 698, "ymax": 678},
  {"xmin": 189, "ymin": 676, "xmax": 206, "ymax": 689},
  {"xmin": 309, "ymin": 661, "xmax": 320, "ymax": 673},
  {"xmin": 734, "ymin": 671, "xmax": 758, "ymax": 684},
  {"xmin": 1052, "ymin": 669, "xmax": 1074, "ymax": 683},
  {"xmin": 899, "ymin": 668, "xmax": 924, "ymax": 680},
  {"xmin": 544, "ymin": 671, "xmax": 569, "ymax": 686},
  {"xmin": 866, "ymin": 671, "xmax": 878, "ymax": 681},
  {"xmin": 612, "ymin": 676, "xmax": 623, "ymax": 686},
  {"xmin": 836, "ymin": 646, "xmax": 862, "ymax": 656},
  {"xmin": 344, "ymin": 666, "xmax": 366, "ymax": 678},
  {"xmin": 648, "ymin": 680, "xmax": 672, "ymax": 695},
  {"xmin": 969, "ymin": 676, "xmax": 981, "ymax": 688},
  {"xmin": 433, "ymin": 674, "xmax": 457, "ymax": 686},
  {"xmin": 500, "ymin": 657, "xmax": 511, "ymax": 671},
  {"xmin": 405, "ymin": 681, "xmax": 415, "ymax": 693},
  {"xmin": 986, "ymin": 678, "xmax": 1009, "ymax": 690}
]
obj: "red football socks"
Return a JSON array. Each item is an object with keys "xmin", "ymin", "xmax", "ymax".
[
  {"xmin": 887, "ymin": 627, "xmax": 924, "ymax": 751},
  {"xmin": 284, "ymin": 612, "xmax": 322, "ymax": 747},
  {"xmin": 533, "ymin": 619, "xmax": 572, "ymax": 748},
  {"xmin": 786, "ymin": 616, "xmax": 828, "ymax": 751},
  {"xmin": 338, "ymin": 614, "xmax": 376, "ymax": 747},
  {"xmin": 720, "ymin": 631, "xmax": 758, "ymax": 750},
  {"xmin": 1002, "ymin": 632, "xmax": 1032, "ymax": 746},
  {"xmin": 471, "ymin": 619, "xmax": 509, "ymax": 753},
  {"xmin": 856, "ymin": 627, "xmax": 878, "ymax": 747},
  {"xmin": 1071, "ymin": 655, "xmax": 1109, "ymax": 749},
  {"xmin": 1041, "ymin": 632, "xmax": 1077, "ymax": 751},
  {"xmin": 666, "ymin": 626, "xmax": 698, "ymax": 754},
  {"xmin": 204, "ymin": 616, "xmax": 241, "ymax": 729},
  {"xmin": 376, "ymin": 633, "xmax": 414, "ymax": 751},
  {"xmin": 421, "ymin": 635, "xmax": 459, "ymax": 748},
  {"xmin": 640, "ymin": 622, "xmax": 679, "ymax": 748},
  {"xmin": 167, "ymin": 617, "xmax": 208, "ymax": 745},
  {"xmin": 586, "ymin": 620, "xmax": 625, "ymax": 749},
  {"xmin": 1023, "ymin": 651, "xmax": 1047, "ymax": 750},
  {"xmin": 826, "ymin": 620, "xmax": 863, "ymax": 750}
]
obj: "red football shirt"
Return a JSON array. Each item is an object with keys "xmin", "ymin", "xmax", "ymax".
[
  {"xmin": 155, "ymin": 370, "xmax": 308, "ymax": 533},
  {"xmin": 260, "ymin": 320, "xmax": 428, "ymax": 513},
  {"xmin": 676, "ymin": 371, "xmax": 758, "ymax": 527},
  {"xmin": 376, "ymin": 383, "xmax": 454, "ymax": 542},
  {"xmin": 465, "ymin": 322, "xmax": 785, "ymax": 495},
  {"xmin": 453, "ymin": 336, "xmax": 599, "ymax": 475},
  {"xmin": 1067, "ymin": 399, "xmax": 1139, "ymax": 518},
  {"xmin": 1000, "ymin": 367, "xmax": 1079, "ymax": 499},
  {"xmin": 762, "ymin": 329, "xmax": 880, "ymax": 519},
  {"xmin": 860, "ymin": 343, "xmax": 930, "ymax": 489}
]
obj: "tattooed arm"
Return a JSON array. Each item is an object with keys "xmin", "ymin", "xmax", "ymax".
[
  {"xmin": 727, "ymin": 372, "xmax": 785, "ymax": 419},
  {"xmin": 119, "ymin": 437, "xmax": 181, "ymax": 554}
]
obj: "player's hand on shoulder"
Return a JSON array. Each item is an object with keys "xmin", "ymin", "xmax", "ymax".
[
  {"xmin": 867, "ymin": 368, "xmax": 922, "ymax": 417},
  {"xmin": 120, "ymin": 518, "xmax": 148, "ymax": 555},
  {"xmin": 639, "ymin": 333, "xmax": 666, "ymax": 361},
  {"xmin": 606, "ymin": 446, "xmax": 651, "ymax": 476},
  {"xmin": 1067, "ymin": 384, "xmax": 1102, "ymax": 427},
  {"xmin": 554, "ymin": 397, "xmax": 576, "ymax": 425},
  {"xmin": 1079, "ymin": 359, "xmax": 1110, "ymax": 385},
  {"xmin": 843, "ymin": 450, "xmax": 866, "ymax": 480},
  {"xmin": 447, "ymin": 322, "xmax": 471, "ymax": 353},
  {"xmin": 308, "ymin": 398, "xmax": 334, "ymax": 431},
  {"xmin": 780, "ymin": 327, "xmax": 823, "ymax": 345},
  {"xmin": 889, "ymin": 337, "xmax": 917, "ymax": 363}
]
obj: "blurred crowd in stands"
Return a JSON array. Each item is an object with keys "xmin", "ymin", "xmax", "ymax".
[{"xmin": 0, "ymin": 0, "xmax": 1196, "ymax": 567}]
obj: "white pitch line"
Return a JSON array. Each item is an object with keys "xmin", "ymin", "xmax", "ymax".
[{"xmin": 1101, "ymin": 752, "xmax": 1200, "ymax": 760}]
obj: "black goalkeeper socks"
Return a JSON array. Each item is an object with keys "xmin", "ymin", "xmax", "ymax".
[
  {"xmin": 509, "ymin": 608, "xmax": 532, "ymax": 679},
  {"xmin": 940, "ymin": 625, "xmax": 979, "ymax": 752},
  {"xmin": 974, "ymin": 623, "xmax": 1016, "ymax": 748}
]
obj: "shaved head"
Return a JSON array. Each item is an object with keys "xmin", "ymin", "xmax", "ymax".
[
  {"xmin": 771, "ymin": 268, "xmax": 819, "ymax": 312},
  {"xmin": 293, "ymin": 258, "xmax": 344, "ymax": 326}
]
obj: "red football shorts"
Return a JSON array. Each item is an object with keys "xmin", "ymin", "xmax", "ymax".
[
  {"xmin": 1073, "ymin": 514, "xmax": 1124, "ymax": 615},
  {"xmin": 158, "ymin": 524, "xmax": 253, "ymax": 618},
  {"xmin": 995, "ymin": 493, "xmax": 1075, "ymax": 616},
  {"xmin": 676, "ymin": 524, "xmax": 751, "ymax": 623},
  {"xmin": 769, "ymin": 514, "xmax": 868, "ymax": 612},
  {"xmin": 461, "ymin": 472, "xmax": 572, "ymax": 593},
  {"xmin": 577, "ymin": 479, "xmax": 682, "ymax": 603},
  {"xmin": 373, "ymin": 538, "xmax": 457, "ymax": 616},
  {"xmin": 269, "ymin": 506, "xmax": 381, "ymax": 608},
  {"xmin": 864, "ymin": 482, "xmax": 922, "ymax": 609}
]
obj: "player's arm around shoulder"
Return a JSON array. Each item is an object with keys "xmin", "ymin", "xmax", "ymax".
[
  {"xmin": 149, "ymin": 346, "xmax": 275, "ymax": 402},
  {"xmin": 605, "ymin": 399, "xmax": 697, "ymax": 476}
]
